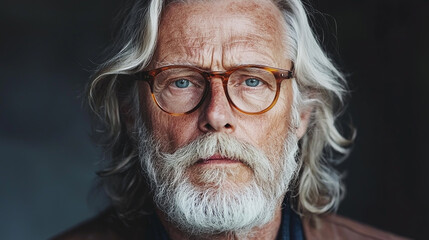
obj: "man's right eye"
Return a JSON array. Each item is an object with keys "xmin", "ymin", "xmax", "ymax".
[
  {"xmin": 174, "ymin": 79, "xmax": 191, "ymax": 88},
  {"xmin": 244, "ymin": 78, "xmax": 262, "ymax": 87}
]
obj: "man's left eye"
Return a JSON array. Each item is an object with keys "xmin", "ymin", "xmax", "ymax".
[
  {"xmin": 174, "ymin": 79, "xmax": 191, "ymax": 88},
  {"xmin": 244, "ymin": 78, "xmax": 262, "ymax": 87}
]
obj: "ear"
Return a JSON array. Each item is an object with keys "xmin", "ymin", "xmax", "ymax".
[{"xmin": 296, "ymin": 107, "xmax": 312, "ymax": 139}]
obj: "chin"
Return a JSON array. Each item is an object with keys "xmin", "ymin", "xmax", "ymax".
[
  {"xmin": 187, "ymin": 162, "xmax": 254, "ymax": 189},
  {"xmin": 165, "ymin": 176, "xmax": 279, "ymax": 236}
]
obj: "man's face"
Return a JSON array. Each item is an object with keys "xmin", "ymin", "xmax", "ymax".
[
  {"xmin": 136, "ymin": 0, "xmax": 306, "ymax": 234},
  {"xmin": 139, "ymin": 0, "xmax": 296, "ymax": 187}
]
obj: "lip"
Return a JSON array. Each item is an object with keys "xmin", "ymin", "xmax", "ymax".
[{"xmin": 197, "ymin": 154, "xmax": 241, "ymax": 165}]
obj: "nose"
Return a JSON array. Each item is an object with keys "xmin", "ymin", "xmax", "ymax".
[{"xmin": 198, "ymin": 78, "xmax": 235, "ymax": 133}]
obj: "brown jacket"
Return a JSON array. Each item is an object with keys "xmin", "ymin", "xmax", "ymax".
[
  {"xmin": 302, "ymin": 215, "xmax": 410, "ymax": 240},
  {"xmin": 52, "ymin": 210, "xmax": 410, "ymax": 240}
]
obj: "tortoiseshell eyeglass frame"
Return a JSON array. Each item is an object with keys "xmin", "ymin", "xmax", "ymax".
[{"xmin": 137, "ymin": 63, "xmax": 294, "ymax": 116}]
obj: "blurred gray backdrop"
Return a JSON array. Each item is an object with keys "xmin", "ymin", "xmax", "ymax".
[{"xmin": 1, "ymin": 0, "xmax": 428, "ymax": 239}]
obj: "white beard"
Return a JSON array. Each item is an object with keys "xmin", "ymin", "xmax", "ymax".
[{"xmin": 137, "ymin": 126, "xmax": 299, "ymax": 236}]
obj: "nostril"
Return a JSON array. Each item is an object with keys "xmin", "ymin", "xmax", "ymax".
[
  {"xmin": 204, "ymin": 123, "xmax": 215, "ymax": 131},
  {"xmin": 203, "ymin": 123, "xmax": 232, "ymax": 131}
]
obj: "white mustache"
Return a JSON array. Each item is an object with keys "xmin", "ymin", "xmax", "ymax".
[{"xmin": 159, "ymin": 132, "xmax": 275, "ymax": 182}]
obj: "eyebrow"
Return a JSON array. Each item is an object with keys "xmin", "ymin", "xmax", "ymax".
[{"xmin": 154, "ymin": 60, "xmax": 200, "ymax": 68}]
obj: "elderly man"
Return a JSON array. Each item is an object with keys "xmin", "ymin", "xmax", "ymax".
[{"xmin": 54, "ymin": 0, "xmax": 407, "ymax": 239}]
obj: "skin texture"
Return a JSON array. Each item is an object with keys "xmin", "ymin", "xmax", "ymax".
[{"xmin": 138, "ymin": 0, "xmax": 310, "ymax": 239}]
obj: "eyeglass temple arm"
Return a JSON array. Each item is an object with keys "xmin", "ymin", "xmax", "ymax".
[
  {"xmin": 284, "ymin": 62, "xmax": 295, "ymax": 79},
  {"xmin": 136, "ymin": 71, "xmax": 154, "ymax": 82}
]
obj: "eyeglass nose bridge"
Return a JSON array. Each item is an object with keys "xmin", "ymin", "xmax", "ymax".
[
  {"xmin": 198, "ymin": 71, "xmax": 236, "ymax": 111},
  {"xmin": 202, "ymin": 71, "xmax": 231, "ymax": 85}
]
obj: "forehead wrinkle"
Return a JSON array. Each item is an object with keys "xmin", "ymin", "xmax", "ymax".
[
  {"xmin": 224, "ymin": 50, "xmax": 277, "ymax": 68},
  {"xmin": 222, "ymin": 38, "xmax": 279, "ymax": 67},
  {"xmin": 154, "ymin": 47, "xmax": 213, "ymax": 68},
  {"xmin": 156, "ymin": 34, "xmax": 217, "ymax": 67}
]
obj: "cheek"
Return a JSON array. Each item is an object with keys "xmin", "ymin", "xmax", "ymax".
[
  {"xmin": 149, "ymin": 114, "xmax": 198, "ymax": 152},
  {"xmin": 157, "ymin": 118, "xmax": 197, "ymax": 152},
  {"xmin": 254, "ymin": 114, "xmax": 289, "ymax": 152},
  {"xmin": 139, "ymin": 89, "xmax": 199, "ymax": 152},
  {"xmin": 252, "ymin": 85, "xmax": 293, "ymax": 154}
]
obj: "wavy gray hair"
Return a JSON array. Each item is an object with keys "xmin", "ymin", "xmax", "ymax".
[{"xmin": 88, "ymin": 0, "xmax": 353, "ymax": 219}]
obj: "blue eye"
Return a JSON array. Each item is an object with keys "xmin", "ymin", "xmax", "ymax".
[
  {"xmin": 245, "ymin": 78, "xmax": 261, "ymax": 87},
  {"xmin": 174, "ymin": 79, "xmax": 190, "ymax": 88}
]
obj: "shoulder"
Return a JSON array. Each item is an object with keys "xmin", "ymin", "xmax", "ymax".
[
  {"xmin": 302, "ymin": 214, "xmax": 410, "ymax": 240},
  {"xmin": 50, "ymin": 209, "xmax": 148, "ymax": 240}
]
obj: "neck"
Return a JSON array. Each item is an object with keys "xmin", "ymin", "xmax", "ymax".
[{"xmin": 156, "ymin": 205, "xmax": 283, "ymax": 240}]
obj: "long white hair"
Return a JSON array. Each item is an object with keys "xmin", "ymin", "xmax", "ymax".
[{"xmin": 88, "ymin": 0, "xmax": 353, "ymax": 219}]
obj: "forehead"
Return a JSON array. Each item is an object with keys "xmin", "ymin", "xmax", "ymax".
[
  {"xmin": 161, "ymin": 0, "xmax": 283, "ymax": 34},
  {"xmin": 153, "ymin": 0, "xmax": 287, "ymax": 68}
]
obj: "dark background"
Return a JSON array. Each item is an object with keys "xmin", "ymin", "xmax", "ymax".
[{"xmin": 1, "ymin": 0, "xmax": 428, "ymax": 239}]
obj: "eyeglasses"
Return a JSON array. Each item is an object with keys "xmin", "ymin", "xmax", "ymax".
[{"xmin": 137, "ymin": 64, "xmax": 294, "ymax": 116}]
